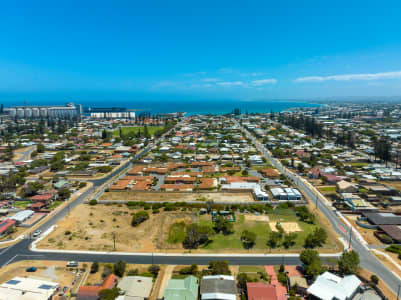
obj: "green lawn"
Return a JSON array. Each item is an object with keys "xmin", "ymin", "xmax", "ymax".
[
  {"xmin": 167, "ymin": 221, "xmax": 187, "ymax": 244},
  {"xmin": 239, "ymin": 266, "xmax": 265, "ymax": 273},
  {"xmin": 195, "ymin": 210, "xmax": 334, "ymax": 251},
  {"xmin": 48, "ymin": 201, "xmax": 63, "ymax": 210},
  {"xmin": 13, "ymin": 201, "xmax": 31, "ymax": 209},
  {"xmin": 112, "ymin": 126, "xmax": 163, "ymax": 137},
  {"xmin": 348, "ymin": 162, "xmax": 369, "ymax": 167},
  {"xmin": 318, "ymin": 186, "xmax": 336, "ymax": 193}
]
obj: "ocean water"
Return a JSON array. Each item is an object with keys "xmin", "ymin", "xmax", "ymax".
[
  {"xmin": 84, "ymin": 100, "xmax": 320, "ymax": 115},
  {"xmin": 3, "ymin": 99, "xmax": 320, "ymax": 115}
]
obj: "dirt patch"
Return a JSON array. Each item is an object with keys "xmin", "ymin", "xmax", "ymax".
[
  {"xmin": 245, "ymin": 215, "xmax": 270, "ymax": 222},
  {"xmin": 100, "ymin": 191, "xmax": 255, "ymax": 203},
  {"xmin": 269, "ymin": 221, "xmax": 302, "ymax": 233},
  {"xmin": 359, "ymin": 269, "xmax": 395, "ymax": 300},
  {"xmin": 37, "ymin": 203, "xmax": 198, "ymax": 252},
  {"xmin": 345, "ymin": 215, "xmax": 382, "ymax": 245}
]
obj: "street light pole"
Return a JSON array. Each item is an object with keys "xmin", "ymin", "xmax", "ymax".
[
  {"xmin": 348, "ymin": 228, "xmax": 352, "ymax": 250},
  {"xmin": 112, "ymin": 231, "xmax": 116, "ymax": 251}
]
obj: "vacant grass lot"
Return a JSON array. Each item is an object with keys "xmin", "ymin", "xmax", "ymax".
[
  {"xmin": 112, "ymin": 126, "xmax": 163, "ymax": 137},
  {"xmin": 193, "ymin": 211, "xmax": 334, "ymax": 252},
  {"xmin": 165, "ymin": 208, "xmax": 338, "ymax": 253},
  {"xmin": 318, "ymin": 186, "xmax": 337, "ymax": 193}
]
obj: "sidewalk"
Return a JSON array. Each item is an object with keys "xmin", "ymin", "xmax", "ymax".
[{"xmin": 265, "ymin": 266, "xmax": 287, "ymax": 300}]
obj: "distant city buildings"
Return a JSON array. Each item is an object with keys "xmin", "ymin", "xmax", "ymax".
[{"xmin": 4, "ymin": 103, "xmax": 82, "ymax": 119}]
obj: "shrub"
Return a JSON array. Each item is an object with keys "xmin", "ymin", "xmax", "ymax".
[
  {"xmin": 89, "ymin": 199, "xmax": 97, "ymax": 206},
  {"xmin": 370, "ymin": 274, "xmax": 379, "ymax": 285},
  {"xmin": 148, "ymin": 265, "xmax": 160, "ymax": 276},
  {"xmin": 90, "ymin": 262, "xmax": 99, "ymax": 273},
  {"xmin": 127, "ymin": 269, "xmax": 139, "ymax": 276},
  {"xmin": 113, "ymin": 260, "xmax": 126, "ymax": 277},
  {"xmin": 64, "ymin": 230, "xmax": 71, "ymax": 235},
  {"xmin": 131, "ymin": 211, "xmax": 149, "ymax": 227}
]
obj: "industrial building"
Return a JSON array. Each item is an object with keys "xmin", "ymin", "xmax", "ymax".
[
  {"xmin": 5, "ymin": 103, "xmax": 82, "ymax": 119},
  {"xmin": 90, "ymin": 111, "xmax": 136, "ymax": 119}
]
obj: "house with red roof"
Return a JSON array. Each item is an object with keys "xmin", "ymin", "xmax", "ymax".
[
  {"xmin": 246, "ymin": 282, "xmax": 278, "ymax": 300},
  {"xmin": 0, "ymin": 219, "xmax": 16, "ymax": 237},
  {"xmin": 77, "ymin": 274, "xmax": 117, "ymax": 300}
]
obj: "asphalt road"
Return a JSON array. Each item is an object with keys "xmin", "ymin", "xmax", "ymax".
[
  {"xmin": 236, "ymin": 120, "xmax": 401, "ymax": 294},
  {"xmin": 14, "ymin": 145, "xmax": 35, "ymax": 162}
]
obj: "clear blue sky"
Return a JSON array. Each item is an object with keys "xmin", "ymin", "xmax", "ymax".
[{"xmin": 1, "ymin": 0, "xmax": 401, "ymax": 103}]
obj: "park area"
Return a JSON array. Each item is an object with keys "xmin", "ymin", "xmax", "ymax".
[
  {"xmin": 112, "ymin": 126, "xmax": 163, "ymax": 137},
  {"xmin": 37, "ymin": 202, "xmax": 340, "ymax": 253}
]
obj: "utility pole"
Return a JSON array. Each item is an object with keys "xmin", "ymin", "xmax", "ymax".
[
  {"xmin": 112, "ymin": 232, "xmax": 116, "ymax": 250},
  {"xmin": 348, "ymin": 228, "xmax": 352, "ymax": 250}
]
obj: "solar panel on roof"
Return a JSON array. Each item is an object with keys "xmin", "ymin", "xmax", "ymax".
[
  {"xmin": 6, "ymin": 280, "xmax": 20, "ymax": 285},
  {"xmin": 39, "ymin": 284, "xmax": 55, "ymax": 290}
]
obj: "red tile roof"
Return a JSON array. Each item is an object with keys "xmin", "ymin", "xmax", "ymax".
[
  {"xmin": 247, "ymin": 282, "xmax": 278, "ymax": 300},
  {"xmin": 0, "ymin": 219, "xmax": 16, "ymax": 235},
  {"xmin": 78, "ymin": 274, "xmax": 117, "ymax": 298}
]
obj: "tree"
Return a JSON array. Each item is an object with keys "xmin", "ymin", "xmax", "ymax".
[
  {"xmin": 148, "ymin": 264, "xmax": 160, "ymax": 276},
  {"xmin": 214, "ymin": 215, "xmax": 234, "ymax": 235},
  {"xmin": 90, "ymin": 262, "xmax": 99, "ymax": 273},
  {"xmin": 338, "ymin": 250, "xmax": 360, "ymax": 275},
  {"xmin": 25, "ymin": 181, "xmax": 44, "ymax": 196},
  {"xmin": 208, "ymin": 260, "xmax": 231, "ymax": 275},
  {"xmin": 300, "ymin": 249, "xmax": 322, "ymax": 278},
  {"xmin": 179, "ymin": 264, "xmax": 198, "ymax": 275},
  {"xmin": 131, "ymin": 211, "xmax": 149, "ymax": 227},
  {"xmin": 58, "ymin": 188, "xmax": 71, "ymax": 200},
  {"xmin": 37, "ymin": 143, "xmax": 45, "ymax": 153},
  {"xmin": 297, "ymin": 163, "xmax": 305, "ymax": 173},
  {"xmin": 241, "ymin": 230, "xmax": 256, "ymax": 249},
  {"xmin": 304, "ymin": 228, "xmax": 327, "ymax": 248},
  {"xmin": 267, "ymin": 231, "xmax": 281, "ymax": 249},
  {"xmin": 183, "ymin": 223, "xmax": 212, "ymax": 249},
  {"xmin": 98, "ymin": 287, "xmax": 120, "ymax": 300},
  {"xmin": 113, "ymin": 260, "xmax": 126, "ymax": 277},
  {"xmin": 283, "ymin": 233, "xmax": 297, "ymax": 249}
]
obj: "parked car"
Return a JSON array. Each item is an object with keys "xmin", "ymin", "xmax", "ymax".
[
  {"xmin": 32, "ymin": 230, "xmax": 42, "ymax": 238},
  {"xmin": 66, "ymin": 261, "xmax": 78, "ymax": 268},
  {"xmin": 26, "ymin": 267, "xmax": 37, "ymax": 272}
]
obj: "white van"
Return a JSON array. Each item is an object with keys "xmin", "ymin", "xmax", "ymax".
[{"xmin": 66, "ymin": 261, "xmax": 78, "ymax": 268}]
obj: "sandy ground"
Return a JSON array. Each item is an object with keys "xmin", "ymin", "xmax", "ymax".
[
  {"xmin": 245, "ymin": 215, "xmax": 270, "ymax": 222},
  {"xmin": 0, "ymin": 260, "xmax": 81, "ymax": 289},
  {"xmin": 37, "ymin": 203, "xmax": 198, "ymax": 252},
  {"xmin": 269, "ymin": 221, "xmax": 301, "ymax": 233},
  {"xmin": 345, "ymin": 215, "xmax": 382, "ymax": 245},
  {"xmin": 100, "ymin": 191, "xmax": 255, "ymax": 203},
  {"xmin": 359, "ymin": 269, "xmax": 395, "ymax": 300},
  {"xmin": 157, "ymin": 265, "xmax": 174, "ymax": 299}
]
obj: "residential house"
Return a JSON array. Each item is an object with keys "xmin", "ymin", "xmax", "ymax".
[
  {"xmin": 336, "ymin": 180, "xmax": 358, "ymax": 193},
  {"xmin": 116, "ymin": 276, "xmax": 153, "ymax": 300},
  {"xmin": 77, "ymin": 274, "xmax": 118, "ymax": 300},
  {"xmin": 0, "ymin": 219, "xmax": 16, "ymax": 237},
  {"xmin": 246, "ymin": 282, "xmax": 278, "ymax": 300},
  {"xmin": 200, "ymin": 275, "xmax": 236, "ymax": 300},
  {"xmin": 307, "ymin": 272, "xmax": 361, "ymax": 300},
  {"xmin": 164, "ymin": 275, "xmax": 198, "ymax": 300}
]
